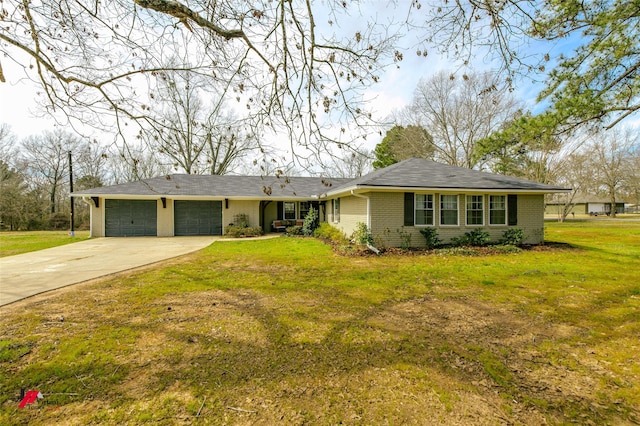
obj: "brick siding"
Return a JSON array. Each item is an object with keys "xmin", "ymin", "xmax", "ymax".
[{"xmin": 360, "ymin": 192, "xmax": 546, "ymax": 248}]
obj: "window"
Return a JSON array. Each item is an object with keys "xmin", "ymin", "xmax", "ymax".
[
  {"xmin": 284, "ymin": 202, "xmax": 296, "ymax": 220},
  {"xmin": 466, "ymin": 195, "xmax": 484, "ymax": 226},
  {"xmin": 440, "ymin": 195, "xmax": 458, "ymax": 225},
  {"xmin": 300, "ymin": 202, "xmax": 310, "ymax": 219},
  {"xmin": 489, "ymin": 195, "xmax": 506, "ymax": 225},
  {"xmin": 415, "ymin": 194, "xmax": 434, "ymax": 225},
  {"xmin": 333, "ymin": 198, "xmax": 340, "ymax": 222}
]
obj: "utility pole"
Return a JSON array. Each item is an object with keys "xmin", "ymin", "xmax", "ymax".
[{"xmin": 68, "ymin": 150, "xmax": 75, "ymax": 237}]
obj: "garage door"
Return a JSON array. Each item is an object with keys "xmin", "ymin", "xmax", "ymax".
[
  {"xmin": 174, "ymin": 200, "xmax": 222, "ymax": 236},
  {"xmin": 105, "ymin": 199, "xmax": 157, "ymax": 237}
]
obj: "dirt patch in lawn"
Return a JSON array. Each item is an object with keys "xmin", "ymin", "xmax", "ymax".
[
  {"xmin": 1, "ymin": 234, "xmax": 637, "ymax": 426},
  {"xmin": 334, "ymin": 241, "xmax": 581, "ymax": 257},
  {"xmin": 2, "ymin": 280, "xmax": 636, "ymax": 425},
  {"xmin": 371, "ymin": 295, "xmax": 618, "ymax": 422}
]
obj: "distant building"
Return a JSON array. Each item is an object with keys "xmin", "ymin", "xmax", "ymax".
[{"xmin": 546, "ymin": 197, "xmax": 626, "ymax": 216}]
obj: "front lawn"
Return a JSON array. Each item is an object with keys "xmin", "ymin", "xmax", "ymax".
[
  {"xmin": 0, "ymin": 231, "xmax": 90, "ymax": 257},
  {"xmin": 0, "ymin": 221, "xmax": 638, "ymax": 424}
]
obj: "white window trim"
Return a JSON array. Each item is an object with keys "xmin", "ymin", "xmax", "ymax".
[
  {"xmin": 283, "ymin": 201, "xmax": 296, "ymax": 220},
  {"xmin": 299, "ymin": 201, "xmax": 310, "ymax": 220},
  {"xmin": 333, "ymin": 198, "xmax": 340, "ymax": 223},
  {"xmin": 440, "ymin": 194, "xmax": 459, "ymax": 226},
  {"xmin": 466, "ymin": 195, "xmax": 485, "ymax": 227},
  {"xmin": 414, "ymin": 193, "xmax": 435, "ymax": 226},
  {"xmin": 489, "ymin": 195, "xmax": 508, "ymax": 226}
]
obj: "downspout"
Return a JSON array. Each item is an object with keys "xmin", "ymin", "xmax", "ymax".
[
  {"xmin": 350, "ymin": 190, "xmax": 370, "ymax": 228},
  {"xmin": 81, "ymin": 196, "xmax": 94, "ymax": 238},
  {"xmin": 350, "ymin": 190, "xmax": 380, "ymax": 255}
]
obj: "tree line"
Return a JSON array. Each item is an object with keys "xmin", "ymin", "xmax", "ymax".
[{"xmin": 1, "ymin": 125, "xmax": 106, "ymax": 230}]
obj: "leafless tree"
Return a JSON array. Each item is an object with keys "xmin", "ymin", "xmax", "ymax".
[
  {"xmin": 589, "ymin": 129, "xmax": 639, "ymax": 218},
  {"xmin": 0, "ymin": 158, "xmax": 33, "ymax": 230},
  {"xmin": 20, "ymin": 130, "xmax": 82, "ymax": 213},
  {"xmin": 74, "ymin": 139, "xmax": 109, "ymax": 185},
  {"xmin": 326, "ymin": 147, "xmax": 372, "ymax": 178},
  {"xmin": 146, "ymin": 72, "xmax": 208, "ymax": 174},
  {"xmin": 404, "ymin": 71, "xmax": 520, "ymax": 168},
  {"xmin": 623, "ymin": 151, "xmax": 640, "ymax": 212},
  {"xmin": 0, "ymin": 124, "xmax": 16, "ymax": 159},
  {"xmin": 0, "ymin": 125, "xmax": 24, "ymax": 229},
  {"xmin": 107, "ymin": 145, "xmax": 172, "ymax": 184},
  {"xmin": 203, "ymin": 124, "xmax": 257, "ymax": 175},
  {"xmin": 144, "ymin": 71, "xmax": 256, "ymax": 174},
  {"xmin": 547, "ymin": 151, "xmax": 592, "ymax": 221},
  {"xmin": 1, "ymin": 1, "xmax": 398, "ymax": 160},
  {"xmin": 414, "ymin": 1, "xmax": 537, "ymax": 80},
  {"xmin": 535, "ymin": 128, "xmax": 637, "ymax": 221}
]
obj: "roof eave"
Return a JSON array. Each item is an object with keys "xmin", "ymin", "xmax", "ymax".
[
  {"xmin": 71, "ymin": 193, "xmax": 324, "ymax": 200},
  {"xmin": 325, "ymin": 185, "xmax": 571, "ymax": 197}
]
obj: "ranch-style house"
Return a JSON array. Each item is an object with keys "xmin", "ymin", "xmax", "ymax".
[{"xmin": 72, "ymin": 158, "xmax": 569, "ymax": 247}]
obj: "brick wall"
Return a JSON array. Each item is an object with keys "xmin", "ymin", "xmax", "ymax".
[
  {"xmin": 364, "ymin": 192, "xmax": 546, "ymax": 247},
  {"xmin": 224, "ymin": 200, "xmax": 260, "ymax": 229},
  {"xmin": 517, "ymin": 194, "xmax": 545, "ymax": 244},
  {"xmin": 332, "ymin": 195, "xmax": 367, "ymax": 239},
  {"xmin": 368, "ymin": 192, "xmax": 407, "ymax": 247}
]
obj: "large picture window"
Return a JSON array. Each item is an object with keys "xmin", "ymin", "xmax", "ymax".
[
  {"xmin": 489, "ymin": 195, "xmax": 506, "ymax": 225},
  {"xmin": 284, "ymin": 202, "xmax": 296, "ymax": 220},
  {"xmin": 415, "ymin": 194, "xmax": 434, "ymax": 225},
  {"xmin": 466, "ymin": 195, "xmax": 484, "ymax": 226},
  {"xmin": 440, "ymin": 195, "xmax": 458, "ymax": 225}
]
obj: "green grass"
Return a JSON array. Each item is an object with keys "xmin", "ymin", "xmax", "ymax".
[
  {"xmin": 0, "ymin": 231, "xmax": 90, "ymax": 257},
  {"xmin": 0, "ymin": 221, "xmax": 638, "ymax": 424}
]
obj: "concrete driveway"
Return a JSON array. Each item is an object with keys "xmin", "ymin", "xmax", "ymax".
[{"xmin": 0, "ymin": 237, "xmax": 218, "ymax": 306}]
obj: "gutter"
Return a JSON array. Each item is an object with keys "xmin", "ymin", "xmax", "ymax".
[
  {"xmin": 80, "ymin": 196, "xmax": 95, "ymax": 238},
  {"xmin": 327, "ymin": 185, "xmax": 571, "ymax": 197},
  {"xmin": 350, "ymin": 190, "xmax": 370, "ymax": 228}
]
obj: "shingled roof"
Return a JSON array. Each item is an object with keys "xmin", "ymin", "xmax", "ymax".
[
  {"xmin": 72, "ymin": 158, "xmax": 568, "ymax": 199},
  {"xmin": 73, "ymin": 174, "xmax": 350, "ymax": 199},
  {"xmin": 327, "ymin": 158, "xmax": 569, "ymax": 194}
]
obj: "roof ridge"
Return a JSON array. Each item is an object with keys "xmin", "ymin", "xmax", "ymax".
[{"xmin": 357, "ymin": 158, "xmax": 414, "ymax": 182}]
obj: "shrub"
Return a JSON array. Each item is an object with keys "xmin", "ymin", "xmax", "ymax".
[
  {"xmin": 419, "ymin": 227, "xmax": 442, "ymax": 249},
  {"xmin": 27, "ymin": 218, "xmax": 47, "ymax": 230},
  {"xmin": 501, "ymin": 228, "xmax": 525, "ymax": 246},
  {"xmin": 396, "ymin": 227, "xmax": 412, "ymax": 250},
  {"xmin": 436, "ymin": 246, "xmax": 481, "ymax": 256},
  {"xmin": 49, "ymin": 212, "xmax": 70, "ymax": 230},
  {"xmin": 225, "ymin": 213, "xmax": 263, "ymax": 237},
  {"xmin": 314, "ymin": 222, "xmax": 348, "ymax": 244},
  {"xmin": 302, "ymin": 206, "xmax": 318, "ymax": 236},
  {"xmin": 373, "ymin": 228, "xmax": 392, "ymax": 249},
  {"xmin": 452, "ymin": 228, "xmax": 491, "ymax": 247},
  {"xmin": 232, "ymin": 213, "xmax": 250, "ymax": 228},
  {"xmin": 286, "ymin": 225, "xmax": 303, "ymax": 236},
  {"xmin": 352, "ymin": 222, "xmax": 373, "ymax": 245},
  {"xmin": 373, "ymin": 233, "xmax": 387, "ymax": 249},
  {"xmin": 492, "ymin": 244, "xmax": 523, "ymax": 254},
  {"xmin": 225, "ymin": 225, "xmax": 263, "ymax": 238}
]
